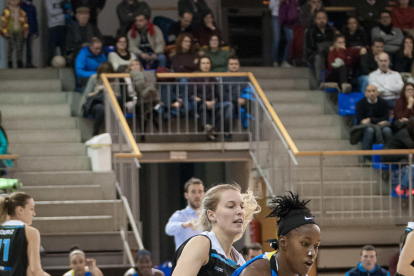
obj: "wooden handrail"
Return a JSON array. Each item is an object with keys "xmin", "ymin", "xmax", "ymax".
[
  {"xmin": 101, "ymin": 74, "xmax": 142, "ymax": 159},
  {"xmin": 104, "ymin": 72, "xmax": 414, "ymax": 159},
  {"xmin": 0, "ymin": 154, "xmax": 19, "ymax": 160}
]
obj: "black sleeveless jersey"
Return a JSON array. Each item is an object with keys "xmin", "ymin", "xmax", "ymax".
[
  {"xmin": 172, "ymin": 231, "xmax": 245, "ymax": 276},
  {"xmin": 395, "ymin": 222, "xmax": 414, "ymax": 276},
  {"xmin": 0, "ymin": 220, "xmax": 28, "ymax": 276}
]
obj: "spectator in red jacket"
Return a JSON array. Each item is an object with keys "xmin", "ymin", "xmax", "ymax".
[
  {"xmin": 391, "ymin": 0, "xmax": 414, "ymax": 38},
  {"xmin": 325, "ymin": 34, "xmax": 352, "ymax": 92}
]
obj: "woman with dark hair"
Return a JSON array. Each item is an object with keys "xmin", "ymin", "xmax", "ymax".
[
  {"xmin": 124, "ymin": 250, "xmax": 164, "ymax": 276},
  {"xmin": 108, "ymin": 35, "xmax": 137, "ymax": 72},
  {"xmin": 0, "ymin": 110, "xmax": 13, "ymax": 172},
  {"xmin": 394, "ymin": 36, "xmax": 414, "ymax": 73},
  {"xmin": 393, "ymin": 83, "xmax": 414, "ymax": 129},
  {"xmin": 193, "ymin": 11, "xmax": 224, "ymax": 47},
  {"xmin": 0, "ymin": 192, "xmax": 50, "ymax": 276},
  {"xmin": 171, "ymin": 33, "xmax": 199, "ymax": 73},
  {"xmin": 343, "ymin": 17, "xmax": 369, "ymax": 48},
  {"xmin": 233, "ymin": 192, "xmax": 320, "ymax": 276},
  {"xmin": 204, "ymin": 35, "xmax": 231, "ymax": 72}
]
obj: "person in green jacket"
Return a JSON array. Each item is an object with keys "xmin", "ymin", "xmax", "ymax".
[
  {"xmin": 0, "ymin": 110, "xmax": 13, "ymax": 171},
  {"xmin": 204, "ymin": 35, "xmax": 231, "ymax": 72}
]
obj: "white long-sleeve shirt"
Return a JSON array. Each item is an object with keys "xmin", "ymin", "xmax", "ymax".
[
  {"xmin": 368, "ymin": 68, "xmax": 404, "ymax": 100},
  {"xmin": 269, "ymin": 0, "xmax": 280, "ymax": 16},
  {"xmin": 165, "ymin": 205, "xmax": 201, "ymax": 250},
  {"xmin": 45, "ymin": 0, "xmax": 65, "ymax": 28}
]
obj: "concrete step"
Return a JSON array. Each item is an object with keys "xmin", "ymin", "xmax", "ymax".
[
  {"xmin": 0, "ymin": 92, "xmax": 68, "ymax": 104},
  {"xmin": 15, "ymin": 171, "xmax": 116, "ymax": 186},
  {"xmin": 265, "ymin": 90, "xmax": 325, "ymax": 103},
  {"xmin": 0, "ymin": 79, "xmax": 61, "ymax": 92},
  {"xmin": 290, "ymin": 167, "xmax": 376, "ymax": 182},
  {"xmin": 3, "ymin": 117, "xmax": 78, "ymax": 130},
  {"xmin": 9, "ymin": 143, "xmax": 86, "ymax": 157},
  {"xmin": 241, "ymin": 67, "xmax": 309, "ymax": 79},
  {"xmin": 279, "ymin": 115, "xmax": 340, "ymax": 127},
  {"xmin": 279, "ymin": 155, "xmax": 360, "ymax": 167},
  {"xmin": 18, "ymin": 156, "xmax": 91, "ymax": 172},
  {"xmin": 41, "ymin": 232, "xmax": 139, "ymax": 253},
  {"xmin": 287, "ymin": 126, "xmax": 342, "ymax": 140},
  {"xmin": 0, "ymin": 68, "xmax": 60, "ymax": 80},
  {"xmin": 8, "ymin": 129, "xmax": 81, "ymax": 143},
  {"xmin": 22, "ymin": 185, "xmax": 104, "ymax": 201},
  {"xmin": 273, "ymin": 103, "xmax": 325, "ymax": 115},
  {"xmin": 304, "ymin": 195, "xmax": 391, "ymax": 211},
  {"xmin": 32, "ymin": 216, "xmax": 119, "ymax": 234},
  {"xmin": 42, "ymin": 252, "xmax": 124, "ymax": 268},
  {"xmin": 35, "ymin": 200, "xmax": 121, "ymax": 217},
  {"xmin": 257, "ymin": 78, "xmax": 309, "ymax": 90},
  {"xmin": 0, "ymin": 104, "xmax": 70, "ymax": 119},
  {"xmin": 295, "ymin": 181, "xmax": 377, "ymax": 196}
]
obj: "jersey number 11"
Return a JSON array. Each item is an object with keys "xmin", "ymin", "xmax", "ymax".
[{"xmin": 0, "ymin": 239, "xmax": 10, "ymax": 262}]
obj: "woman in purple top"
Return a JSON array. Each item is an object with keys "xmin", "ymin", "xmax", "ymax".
[{"xmin": 279, "ymin": 0, "xmax": 299, "ymax": 67}]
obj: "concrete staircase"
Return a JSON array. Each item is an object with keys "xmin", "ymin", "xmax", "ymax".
[{"xmin": 0, "ymin": 69, "xmax": 130, "ymax": 271}]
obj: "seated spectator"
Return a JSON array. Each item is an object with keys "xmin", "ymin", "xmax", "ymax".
[
  {"xmin": 359, "ymin": 38, "xmax": 385, "ymax": 93},
  {"xmin": 368, "ymin": 52, "xmax": 404, "ymax": 109},
  {"xmin": 171, "ymin": 33, "xmax": 199, "ymax": 73},
  {"xmin": 204, "ymin": 35, "xmax": 231, "ymax": 72},
  {"xmin": 75, "ymin": 37, "xmax": 106, "ymax": 88},
  {"xmin": 81, "ymin": 62, "xmax": 116, "ymax": 136},
  {"xmin": 391, "ymin": 0, "xmax": 414, "ymax": 38},
  {"xmin": 117, "ymin": 0, "xmax": 151, "ymax": 36},
  {"xmin": 0, "ymin": 111, "xmax": 13, "ymax": 174},
  {"xmin": 63, "ymin": 246, "xmax": 103, "ymax": 276},
  {"xmin": 344, "ymin": 17, "xmax": 369, "ymax": 48},
  {"xmin": 193, "ymin": 10, "xmax": 224, "ymax": 48},
  {"xmin": 393, "ymin": 83, "xmax": 414, "ymax": 128},
  {"xmin": 124, "ymin": 250, "xmax": 164, "ymax": 276},
  {"xmin": 299, "ymin": 0, "xmax": 325, "ymax": 30},
  {"xmin": 324, "ymin": 35, "xmax": 352, "ymax": 92},
  {"xmin": 46, "ymin": 0, "xmax": 66, "ymax": 67},
  {"xmin": 189, "ymin": 56, "xmax": 234, "ymax": 141},
  {"xmin": 354, "ymin": 84, "xmax": 392, "ymax": 153},
  {"xmin": 241, "ymin": 243, "xmax": 263, "ymax": 261},
  {"xmin": 20, "ymin": 0, "xmax": 38, "ymax": 68},
  {"xmin": 345, "ymin": 245, "xmax": 390, "ymax": 276},
  {"xmin": 279, "ymin": 0, "xmax": 299, "ymax": 68},
  {"xmin": 354, "ymin": 0, "xmax": 385, "ymax": 42},
  {"xmin": 371, "ymin": 11, "xmax": 404, "ymax": 54},
  {"xmin": 66, "ymin": 6, "xmax": 102, "ymax": 63},
  {"xmin": 167, "ymin": 11, "xmax": 194, "ymax": 46},
  {"xmin": 178, "ymin": 0, "xmax": 210, "ymax": 27},
  {"xmin": 305, "ymin": 10, "xmax": 337, "ymax": 85},
  {"xmin": 223, "ymin": 56, "xmax": 250, "ymax": 110},
  {"xmin": 108, "ymin": 35, "xmax": 137, "ymax": 72},
  {"xmin": 394, "ymin": 36, "xmax": 414, "ymax": 73},
  {"xmin": 128, "ymin": 13, "xmax": 166, "ymax": 69},
  {"xmin": 382, "ymin": 118, "xmax": 414, "ymax": 163}
]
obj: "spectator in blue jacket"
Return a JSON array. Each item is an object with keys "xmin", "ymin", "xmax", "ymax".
[
  {"xmin": 345, "ymin": 245, "xmax": 390, "ymax": 276},
  {"xmin": 0, "ymin": 111, "xmax": 13, "ymax": 176},
  {"xmin": 75, "ymin": 37, "xmax": 107, "ymax": 89},
  {"xmin": 20, "ymin": 0, "xmax": 38, "ymax": 68}
]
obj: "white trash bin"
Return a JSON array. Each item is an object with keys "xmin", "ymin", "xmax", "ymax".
[{"xmin": 85, "ymin": 133, "xmax": 112, "ymax": 172}]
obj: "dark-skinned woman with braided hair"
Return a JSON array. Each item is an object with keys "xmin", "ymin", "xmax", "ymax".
[{"xmin": 232, "ymin": 192, "xmax": 321, "ymax": 276}]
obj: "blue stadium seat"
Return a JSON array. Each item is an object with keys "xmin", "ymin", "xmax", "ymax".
[
  {"xmin": 155, "ymin": 261, "xmax": 172, "ymax": 276},
  {"xmin": 372, "ymin": 144, "xmax": 398, "ymax": 170},
  {"xmin": 338, "ymin": 92, "xmax": 364, "ymax": 116}
]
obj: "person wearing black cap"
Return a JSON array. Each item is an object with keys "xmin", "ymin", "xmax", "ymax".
[
  {"xmin": 232, "ymin": 192, "xmax": 320, "ymax": 276},
  {"xmin": 124, "ymin": 250, "xmax": 165, "ymax": 276}
]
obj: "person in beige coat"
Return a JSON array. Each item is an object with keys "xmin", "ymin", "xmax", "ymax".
[{"xmin": 127, "ymin": 13, "xmax": 166, "ymax": 69}]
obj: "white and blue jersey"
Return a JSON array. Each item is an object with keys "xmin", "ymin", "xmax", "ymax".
[{"xmin": 172, "ymin": 231, "xmax": 245, "ymax": 276}]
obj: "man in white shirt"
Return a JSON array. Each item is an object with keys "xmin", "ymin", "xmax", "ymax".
[
  {"xmin": 368, "ymin": 52, "xmax": 404, "ymax": 109},
  {"xmin": 165, "ymin": 178, "xmax": 205, "ymax": 249}
]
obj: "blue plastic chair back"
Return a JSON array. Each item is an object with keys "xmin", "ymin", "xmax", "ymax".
[
  {"xmin": 372, "ymin": 144, "xmax": 398, "ymax": 171},
  {"xmin": 154, "ymin": 261, "xmax": 172, "ymax": 276},
  {"xmin": 338, "ymin": 92, "xmax": 365, "ymax": 116}
]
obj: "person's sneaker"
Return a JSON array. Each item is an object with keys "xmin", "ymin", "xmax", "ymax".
[
  {"xmin": 319, "ymin": 82, "xmax": 340, "ymax": 91},
  {"xmin": 207, "ymin": 134, "xmax": 216, "ymax": 141},
  {"xmin": 205, "ymin": 124, "xmax": 214, "ymax": 134},
  {"xmin": 17, "ymin": 61, "xmax": 24, "ymax": 68},
  {"xmin": 224, "ymin": 134, "xmax": 233, "ymax": 142},
  {"xmin": 341, "ymin": 83, "xmax": 352, "ymax": 93},
  {"xmin": 273, "ymin": 62, "xmax": 279, "ymax": 67},
  {"xmin": 281, "ymin": 61, "xmax": 292, "ymax": 68},
  {"xmin": 8, "ymin": 61, "xmax": 13, "ymax": 69}
]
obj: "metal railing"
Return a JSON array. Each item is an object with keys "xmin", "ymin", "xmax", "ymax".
[{"xmin": 101, "ymin": 74, "xmax": 144, "ymax": 267}]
